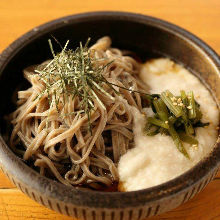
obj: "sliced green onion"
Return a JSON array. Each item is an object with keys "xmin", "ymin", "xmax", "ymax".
[
  {"xmin": 168, "ymin": 124, "xmax": 190, "ymax": 159},
  {"xmin": 161, "ymin": 90, "xmax": 183, "ymax": 117},
  {"xmin": 148, "ymin": 117, "xmax": 169, "ymax": 129},
  {"xmin": 187, "ymin": 91, "xmax": 196, "ymax": 119},
  {"xmin": 184, "ymin": 121, "xmax": 194, "ymax": 135},
  {"xmin": 159, "ymin": 127, "xmax": 169, "ymax": 135},
  {"xmin": 145, "ymin": 124, "xmax": 160, "ymax": 136},
  {"xmin": 180, "ymin": 90, "xmax": 195, "ymax": 134},
  {"xmin": 192, "ymin": 106, "xmax": 202, "ymax": 124},
  {"xmin": 153, "ymin": 98, "xmax": 169, "ymax": 121},
  {"xmin": 179, "ymin": 132, "xmax": 198, "ymax": 145},
  {"xmin": 180, "ymin": 90, "xmax": 188, "ymax": 106},
  {"xmin": 168, "ymin": 115, "xmax": 177, "ymax": 124}
]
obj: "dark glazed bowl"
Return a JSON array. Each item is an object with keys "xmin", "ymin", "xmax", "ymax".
[{"xmin": 0, "ymin": 11, "xmax": 220, "ymax": 220}]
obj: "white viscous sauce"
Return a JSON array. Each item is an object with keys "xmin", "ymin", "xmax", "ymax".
[{"xmin": 118, "ymin": 58, "xmax": 219, "ymax": 191}]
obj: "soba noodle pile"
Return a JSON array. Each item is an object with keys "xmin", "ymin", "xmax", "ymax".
[{"xmin": 10, "ymin": 37, "xmax": 147, "ymax": 189}]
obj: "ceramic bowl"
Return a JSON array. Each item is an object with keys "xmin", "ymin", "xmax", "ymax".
[{"xmin": 0, "ymin": 11, "xmax": 220, "ymax": 220}]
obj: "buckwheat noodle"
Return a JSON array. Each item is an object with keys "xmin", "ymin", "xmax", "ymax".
[{"xmin": 10, "ymin": 37, "xmax": 147, "ymax": 189}]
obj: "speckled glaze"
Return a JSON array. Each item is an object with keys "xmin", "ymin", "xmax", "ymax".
[{"xmin": 0, "ymin": 12, "xmax": 220, "ymax": 220}]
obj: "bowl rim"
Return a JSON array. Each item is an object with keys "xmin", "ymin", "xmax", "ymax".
[{"xmin": 0, "ymin": 11, "xmax": 220, "ymax": 209}]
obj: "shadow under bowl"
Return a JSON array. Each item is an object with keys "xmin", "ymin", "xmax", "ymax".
[{"xmin": 0, "ymin": 11, "xmax": 220, "ymax": 220}]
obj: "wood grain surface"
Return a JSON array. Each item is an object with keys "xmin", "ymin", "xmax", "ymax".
[{"xmin": 0, "ymin": 0, "xmax": 220, "ymax": 219}]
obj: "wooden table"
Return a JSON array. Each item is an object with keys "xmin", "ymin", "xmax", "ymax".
[{"xmin": 0, "ymin": 0, "xmax": 220, "ymax": 219}]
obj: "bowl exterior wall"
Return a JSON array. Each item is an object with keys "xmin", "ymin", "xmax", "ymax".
[{"xmin": 0, "ymin": 156, "xmax": 218, "ymax": 219}]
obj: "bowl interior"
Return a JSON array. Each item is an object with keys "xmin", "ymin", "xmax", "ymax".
[{"xmin": 0, "ymin": 12, "xmax": 220, "ymax": 208}]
